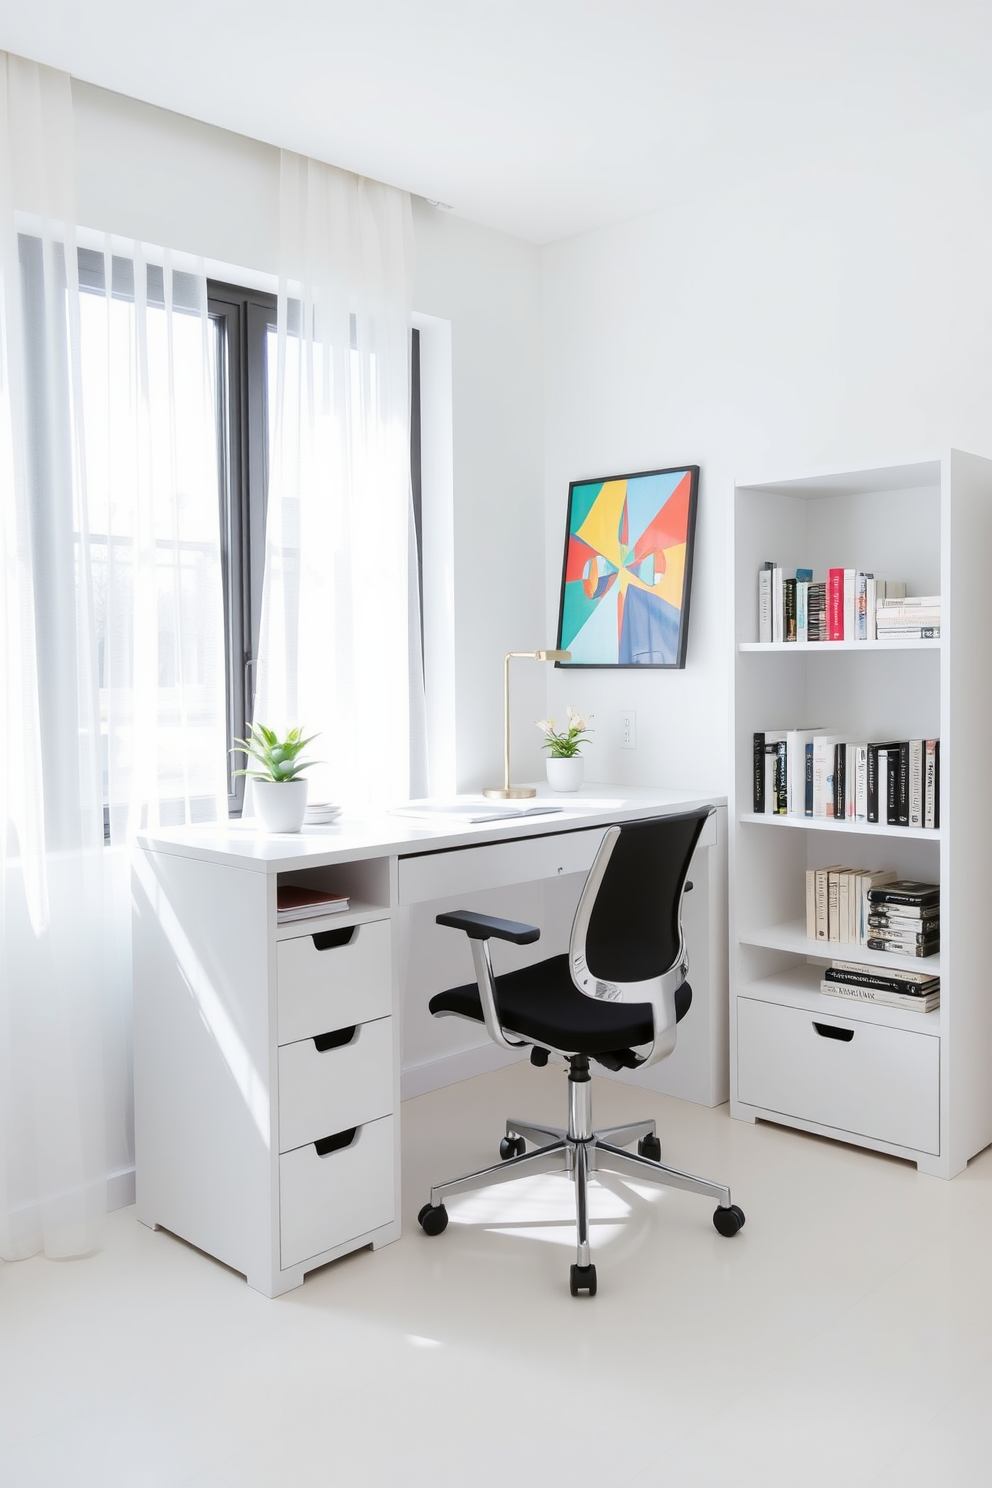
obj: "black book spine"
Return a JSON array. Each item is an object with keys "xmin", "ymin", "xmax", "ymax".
[
  {"xmin": 784, "ymin": 578, "xmax": 797, "ymax": 641},
  {"xmin": 805, "ymin": 742, "xmax": 814, "ymax": 817},
  {"xmin": 868, "ymin": 887, "xmax": 940, "ymax": 907},
  {"xmin": 885, "ymin": 750, "xmax": 898, "ymax": 826},
  {"xmin": 824, "ymin": 967, "xmax": 938, "ymax": 995},
  {"xmin": 834, "ymin": 743, "xmax": 846, "ymax": 820},
  {"xmin": 753, "ymin": 733, "xmax": 765, "ymax": 813},
  {"xmin": 896, "ymin": 742, "xmax": 910, "ymax": 827},
  {"xmin": 775, "ymin": 740, "xmax": 788, "ymax": 814},
  {"xmin": 867, "ymin": 744, "xmax": 879, "ymax": 823},
  {"xmin": 934, "ymin": 739, "xmax": 940, "ymax": 830}
]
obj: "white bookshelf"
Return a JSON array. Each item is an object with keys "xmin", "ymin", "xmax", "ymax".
[{"xmin": 730, "ymin": 451, "xmax": 992, "ymax": 1178}]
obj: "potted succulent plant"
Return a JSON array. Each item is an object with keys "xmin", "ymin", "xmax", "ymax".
[
  {"xmin": 535, "ymin": 706, "xmax": 593, "ymax": 792},
  {"xmin": 232, "ymin": 723, "xmax": 320, "ymax": 833}
]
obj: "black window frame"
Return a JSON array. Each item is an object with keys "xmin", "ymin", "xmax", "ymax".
[{"xmin": 207, "ymin": 281, "xmax": 276, "ymax": 815}]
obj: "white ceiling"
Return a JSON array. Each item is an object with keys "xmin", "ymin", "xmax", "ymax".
[{"xmin": 1, "ymin": 0, "xmax": 990, "ymax": 244}]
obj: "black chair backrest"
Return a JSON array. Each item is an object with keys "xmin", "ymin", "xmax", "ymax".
[{"xmin": 582, "ymin": 810, "xmax": 711, "ymax": 983}]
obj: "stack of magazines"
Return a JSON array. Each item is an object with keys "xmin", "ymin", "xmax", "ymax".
[
  {"xmin": 821, "ymin": 959, "xmax": 939, "ymax": 1013},
  {"xmin": 276, "ymin": 885, "xmax": 350, "ymax": 924}
]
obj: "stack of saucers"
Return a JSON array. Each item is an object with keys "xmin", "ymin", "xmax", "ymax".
[{"xmin": 304, "ymin": 801, "xmax": 342, "ymax": 826}]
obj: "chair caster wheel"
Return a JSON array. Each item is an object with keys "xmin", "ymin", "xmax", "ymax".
[
  {"xmin": 500, "ymin": 1135, "xmax": 526, "ymax": 1160},
  {"xmin": 418, "ymin": 1202, "xmax": 449, "ymax": 1236},
  {"xmin": 569, "ymin": 1263, "xmax": 597, "ymax": 1296},
  {"xmin": 713, "ymin": 1203, "xmax": 745, "ymax": 1237},
  {"xmin": 637, "ymin": 1134, "xmax": 661, "ymax": 1161}
]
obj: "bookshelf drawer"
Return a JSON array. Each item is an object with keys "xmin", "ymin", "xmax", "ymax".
[
  {"xmin": 278, "ymin": 1016, "xmax": 393, "ymax": 1154},
  {"xmin": 737, "ymin": 996, "xmax": 939, "ymax": 1154},
  {"xmin": 277, "ymin": 918, "xmax": 391, "ymax": 1044},
  {"xmin": 280, "ymin": 1115, "xmax": 394, "ymax": 1269}
]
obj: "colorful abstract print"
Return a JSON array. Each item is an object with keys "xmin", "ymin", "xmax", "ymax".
[{"xmin": 560, "ymin": 469, "xmax": 694, "ymax": 665}]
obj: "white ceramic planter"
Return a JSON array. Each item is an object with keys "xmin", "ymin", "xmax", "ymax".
[
  {"xmin": 253, "ymin": 777, "xmax": 309, "ymax": 832},
  {"xmin": 546, "ymin": 757, "xmax": 584, "ymax": 792}
]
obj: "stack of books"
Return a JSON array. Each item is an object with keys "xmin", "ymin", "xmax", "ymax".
[
  {"xmin": 276, "ymin": 885, "xmax": 350, "ymax": 924},
  {"xmin": 875, "ymin": 595, "xmax": 940, "ymax": 640},
  {"xmin": 805, "ymin": 866, "xmax": 897, "ymax": 944},
  {"xmin": 821, "ymin": 960, "xmax": 940, "ymax": 1012},
  {"xmin": 753, "ymin": 731, "xmax": 939, "ymax": 828},
  {"xmin": 865, "ymin": 880, "xmax": 939, "ymax": 957},
  {"xmin": 758, "ymin": 565, "xmax": 915, "ymax": 642}
]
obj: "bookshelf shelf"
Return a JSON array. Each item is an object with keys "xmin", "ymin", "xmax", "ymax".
[
  {"xmin": 739, "ymin": 638, "xmax": 940, "ymax": 653},
  {"xmin": 741, "ymin": 966, "xmax": 941, "ymax": 1036},
  {"xmin": 731, "ymin": 450, "xmax": 992, "ymax": 1179},
  {"xmin": 739, "ymin": 813, "xmax": 939, "ymax": 842},
  {"xmin": 738, "ymin": 920, "xmax": 941, "ymax": 974}
]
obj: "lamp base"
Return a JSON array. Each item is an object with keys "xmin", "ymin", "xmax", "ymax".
[{"xmin": 483, "ymin": 786, "xmax": 537, "ymax": 799}]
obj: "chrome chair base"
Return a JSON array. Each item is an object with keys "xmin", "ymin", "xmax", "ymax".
[{"xmin": 424, "ymin": 1057, "xmax": 736, "ymax": 1285}]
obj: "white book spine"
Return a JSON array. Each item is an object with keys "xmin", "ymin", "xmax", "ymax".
[
  {"xmin": 758, "ymin": 569, "xmax": 772, "ymax": 643},
  {"xmin": 796, "ymin": 581, "xmax": 808, "ymax": 643},
  {"xmin": 854, "ymin": 743, "xmax": 868, "ymax": 822},
  {"xmin": 924, "ymin": 740, "xmax": 937, "ymax": 829},
  {"xmin": 772, "ymin": 568, "xmax": 784, "ymax": 643},
  {"xmin": 866, "ymin": 577, "xmax": 877, "ymax": 640},
  {"xmin": 843, "ymin": 569, "xmax": 856, "ymax": 641},
  {"xmin": 909, "ymin": 740, "xmax": 924, "ymax": 828}
]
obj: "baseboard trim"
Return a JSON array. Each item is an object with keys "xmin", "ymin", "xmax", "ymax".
[
  {"xmin": 108, "ymin": 1166, "xmax": 135, "ymax": 1212},
  {"xmin": 401, "ymin": 1042, "xmax": 527, "ymax": 1101}
]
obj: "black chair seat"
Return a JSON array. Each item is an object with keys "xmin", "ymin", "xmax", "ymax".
[{"xmin": 429, "ymin": 952, "xmax": 691, "ymax": 1056}]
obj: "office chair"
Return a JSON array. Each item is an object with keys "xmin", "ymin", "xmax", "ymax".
[{"xmin": 417, "ymin": 809, "xmax": 744, "ymax": 1295}]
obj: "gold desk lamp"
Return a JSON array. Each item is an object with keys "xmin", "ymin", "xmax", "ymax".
[{"xmin": 484, "ymin": 649, "xmax": 571, "ymax": 799}]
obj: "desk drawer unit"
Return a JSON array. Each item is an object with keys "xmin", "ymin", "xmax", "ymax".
[
  {"xmin": 277, "ymin": 918, "xmax": 391, "ymax": 1044},
  {"xmin": 737, "ymin": 996, "xmax": 939, "ymax": 1154},
  {"xmin": 278, "ymin": 1017, "xmax": 393, "ymax": 1153},
  {"xmin": 280, "ymin": 1115, "xmax": 395, "ymax": 1269}
]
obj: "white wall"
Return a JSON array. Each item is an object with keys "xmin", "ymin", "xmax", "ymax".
[{"xmin": 542, "ymin": 105, "xmax": 992, "ymax": 795}]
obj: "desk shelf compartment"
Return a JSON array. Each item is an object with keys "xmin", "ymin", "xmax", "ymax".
[
  {"xmin": 280, "ymin": 1115, "xmax": 395, "ymax": 1270},
  {"xmin": 276, "ymin": 854, "xmax": 391, "ymax": 921}
]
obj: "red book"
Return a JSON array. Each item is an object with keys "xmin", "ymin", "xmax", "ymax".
[{"xmin": 827, "ymin": 568, "xmax": 844, "ymax": 640}]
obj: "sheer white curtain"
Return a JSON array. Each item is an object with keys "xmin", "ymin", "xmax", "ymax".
[
  {"xmin": 0, "ymin": 52, "xmax": 227, "ymax": 1260},
  {"xmin": 255, "ymin": 153, "xmax": 416, "ymax": 809}
]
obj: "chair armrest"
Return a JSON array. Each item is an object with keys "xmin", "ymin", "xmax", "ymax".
[{"xmin": 436, "ymin": 910, "xmax": 540, "ymax": 945}]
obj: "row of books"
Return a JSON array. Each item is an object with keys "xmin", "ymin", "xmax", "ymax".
[
  {"xmin": 821, "ymin": 958, "xmax": 940, "ymax": 1013},
  {"xmin": 805, "ymin": 873, "xmax": 939, "ymax": 956},
  {"xmin": 753, "ymin": 730, "xmax": 940, "ymax": 828},
  {"xmin": 757, "ymin": 565, "xmax": 939, "ymax": 642}
]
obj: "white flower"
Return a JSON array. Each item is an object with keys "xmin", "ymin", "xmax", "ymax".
[
  {"xmin": 566, "ymin": 705, "xmax": 593, "ymax": 732},
  {"xmin": 535, "ymin": 717, "xmax": 556, "ymax": 735}
]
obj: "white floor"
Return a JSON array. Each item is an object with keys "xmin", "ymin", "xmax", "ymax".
[{"xmin": 2, "ymin": 1062, "xmax": 992, "ymax": 1487}]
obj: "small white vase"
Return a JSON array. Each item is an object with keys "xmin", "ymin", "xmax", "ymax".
[
  {"xmin": 546, "ymin": 756, "xmax": 584, "ymax": 792},
  {"xmin": 252, "ymin": 777, "xmax": 309, "ymax": 833}
]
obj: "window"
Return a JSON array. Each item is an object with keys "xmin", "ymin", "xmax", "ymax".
[{"xmin": 207, "ymin": 282, "xmax": 276, "ymax": 813}]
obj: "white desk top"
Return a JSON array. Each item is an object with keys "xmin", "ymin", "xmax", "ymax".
[{"xmin": 137, "ymin": 783, "xmax": 725, "ymax": 874}]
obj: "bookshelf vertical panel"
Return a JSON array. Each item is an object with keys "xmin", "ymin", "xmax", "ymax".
[
  {"xmin": 942, "ymin": 451, "xmax": 992, "ymax": 1173},
  {"xmin": 731, "ymin": 450, "xmax": 992, "ymax": 1177}
]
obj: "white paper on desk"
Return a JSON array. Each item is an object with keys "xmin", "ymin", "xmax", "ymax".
[{"xmin": 390, "ymin": 801, "xmax": 565, "ymax": 824}]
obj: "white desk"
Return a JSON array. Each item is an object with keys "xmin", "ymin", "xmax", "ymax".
[{"xmin": 133, "ymin": 784, "xmax": 726, "ymax": 1296}]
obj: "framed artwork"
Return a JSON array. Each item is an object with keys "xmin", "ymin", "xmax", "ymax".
[{"xmin": 556, "ymin": 465, "xmax": 699, "ymax": 668}]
